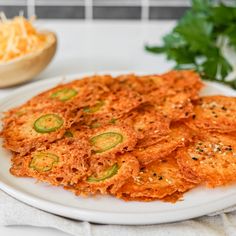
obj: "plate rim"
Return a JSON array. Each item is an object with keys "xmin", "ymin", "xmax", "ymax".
[
  {"xmin": 1, "ymin": 71, "xmax": 236, "ymax": 225},
  {"xmin": 2, "ymin": 179, "xmax": 236, "ymax": 225}
]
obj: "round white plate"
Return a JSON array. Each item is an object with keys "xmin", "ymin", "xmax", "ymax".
[{"xmin": 0, "ymin": 72, "xmax": 236, "ymax": 225}]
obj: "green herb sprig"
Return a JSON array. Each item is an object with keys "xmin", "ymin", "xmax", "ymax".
[{"xmin": 145, "ymin": 0, "xmax": 236, "ymax": 89}]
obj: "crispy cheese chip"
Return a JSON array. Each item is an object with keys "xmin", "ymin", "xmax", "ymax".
[
  {"xmin": 115, "ymin": 153, "xmax": 195, "ymax": 201},
  {"xmin": 161, "ymin": 70, "xmax": 204, "ymax": 100},
  {"xmin": 143, "ymin": 70, "xmax": 203, "ymax": 121},
  {"xmin": 177, "ymin": 132, "xmax": 236, "ymax": 187},
  {"xmin": 130, "ymin": 104, "xmax": 170, "ymax": 147},
  {"xmin": 10, "ymin": 138, "xmax": 91, "ymax": 186},
  {"xmin": 1, "ymin": 108, "xmax": 75, "ymax": 155},
  {"xmin": 132, "ymin": 123, "xmax": 192, "ymax": 166},
  {"xmin": 185, "ymin": 96, "xmax": 236, "ymax": 133},
  {"xmin": 65, "ymin": 153, "xmax": 139, "ymax": 195},
  {"xmin": 114, "ymin": 74, "xmax": 147, "ymax": 94},
  {"xmin": 89, "ymin": 125, "xmax": 137, "ymax": 157},
  {"xmin": 30, "ymin": 76, "xmax": 111, "ymax": 110},
  {"xmin": 115, "ymin": 74, "xmax": 173, "ymax": 96},
  {"xmin": 154, "ymin": 93, "xmax": 194, "ymax": 121},
  {"xmin": 86, "ymin": 124, "xmax": 138, "ymax": 176},
  {"xmin": 80, "ymin": 89, "xmax": 144, "ymax": 127},
  {"xmin": 2, "ymin": 76, "xmax": 110, "ymax": 124}
]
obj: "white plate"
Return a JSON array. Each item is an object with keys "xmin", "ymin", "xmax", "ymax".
[{"xmin": 0, "ymin": 72, "xmax": 236, "ymax": 225}]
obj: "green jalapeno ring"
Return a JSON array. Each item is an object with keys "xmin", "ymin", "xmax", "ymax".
[
  {"xmin": 50, "ymin": 88, "xmax": 78, "ymax": 102},
  {"xmin": 29, "ymin": 152, "xmax": 59, "ymax": 172},
  {"xmin": 87, "ymin": 164, "xmax": 119, "ymax": 182},
  {"xmin": 90, "ymin": 132, "xmax": 123, "ymax": 153},
  {"xmin": 83, "ymin": 100, "xmax": 105, "ymax": 113},
  {"xmin": 34, "ymin": 114, "xmax": 64, "ymax": 133}
]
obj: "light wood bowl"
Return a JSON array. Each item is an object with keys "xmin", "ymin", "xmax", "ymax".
[{"xmin": 0, "ymin": 31, "xmax": 57, "ymax": 88}]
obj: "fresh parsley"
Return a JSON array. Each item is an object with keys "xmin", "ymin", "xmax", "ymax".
[{"xmin": 145, "ymin": 0, "xmax": 236, "ymax": 89}]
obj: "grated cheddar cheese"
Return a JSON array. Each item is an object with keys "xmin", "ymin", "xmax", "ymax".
[{"xmin": 0, "ymin": 15, "xmax": 48, "ymax": 62}]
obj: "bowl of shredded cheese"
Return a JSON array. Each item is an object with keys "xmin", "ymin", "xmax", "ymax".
[{"xmin": 0, "ymin": 15, "xmax": 57, "ymax": 87}]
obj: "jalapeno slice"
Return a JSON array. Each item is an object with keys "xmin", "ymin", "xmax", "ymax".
[
  {"xmin": 64, "ymin": 130, "xmax": 73, "ymax": 137},
  {"xmin": 87, "ymin": 164, "xmax": 118, "ymax": 182},
  {"xmin": 90, "ymin": 132, "xmax": 123, "ymax": 153},
  {"xmin": 29, "ymin": 152, "xmax": 59, "ymax": 172},
  {"xmin": 83, "ymin": 100, "xmax": 105, "ymax": 113},
  {"xmin": 50, "ymin": 88, "xmax": 78, "ymax": 101},
  {"xmin": 34, "ymin": 114, "xmax": 64, "ymax": 133}
]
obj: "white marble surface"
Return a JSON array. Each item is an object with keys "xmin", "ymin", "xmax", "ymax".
[{"xmin": 0, "ymin": 20, "xmax": 175, "ymax": 236}]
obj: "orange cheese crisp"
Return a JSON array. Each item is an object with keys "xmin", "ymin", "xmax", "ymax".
[
  {"xmin": 177, "ymin": 132, "xmax": 236, "ymax": 187},
  {"xmin": 1, "ymin": 70, "xmax": 236, "ymax": 203}
]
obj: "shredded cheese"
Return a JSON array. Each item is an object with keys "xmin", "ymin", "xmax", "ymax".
[{"xmin": 0, "ymin": 14, "xmax": 48, "ymax": 62}]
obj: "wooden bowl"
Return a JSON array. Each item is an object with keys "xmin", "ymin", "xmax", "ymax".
[{"xmin": 0, "ymin": 31, "xmax": 57, "ymax": 88}]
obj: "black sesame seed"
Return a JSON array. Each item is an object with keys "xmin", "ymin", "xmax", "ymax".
[
  {"xmin": 161, "ymin": 160, "xmax": 167, "ymax": 163},
  {"xmin": 197, "ymin": 148, "xmax": 204, "ymax": 152},
  {"xmin": 226, "ymin": 146, "xmax": 233, "ymax": 151},
  {"xmin": 159, "ymin": 176, "xmax": 163, "ymax": 180},
  {"xmin": 192, "ymin": 157, "xmax": 198, "ymax": 161}
]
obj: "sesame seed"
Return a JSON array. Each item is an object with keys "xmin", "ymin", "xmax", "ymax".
[
  {"xmin": 148, "ymin": 177, "xmax": 153, "ymax": 182},
  {"xmin": 165, "ymin": 178, "xmax": 172, "ymax": 184}
]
